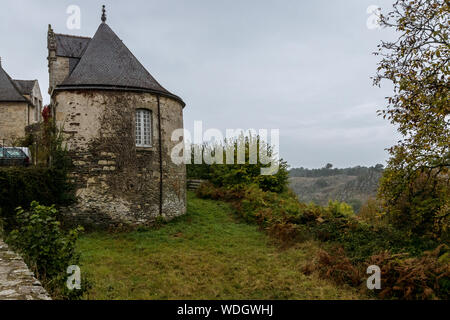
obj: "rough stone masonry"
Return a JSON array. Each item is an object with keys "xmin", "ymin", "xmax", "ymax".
[
  {"xmin": 0, "ymin": 239, "xmax": 51, "ymax": 300},
  {"xmin": 47, "ymin": 9, "xmax": 187, "ymax": 229}
]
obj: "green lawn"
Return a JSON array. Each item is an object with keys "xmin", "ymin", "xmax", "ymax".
[{"xmin": 77, "ymin": 192, "xmax": 364, "ymax": 299}]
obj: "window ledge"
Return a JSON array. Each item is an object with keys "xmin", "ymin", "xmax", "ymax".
[{"xmin": 136, "ymin": 146, "xmax": 154, "ymax": 152}]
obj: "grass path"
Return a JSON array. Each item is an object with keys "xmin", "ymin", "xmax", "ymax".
[{"xmin": 78, "ymin": 192, "xmax": 364, "ymax": 299}]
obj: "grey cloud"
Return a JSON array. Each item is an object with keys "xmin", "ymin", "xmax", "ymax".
[{"xmin": 0, "ymin": 0, "xmax": 398, "ymax": 168}]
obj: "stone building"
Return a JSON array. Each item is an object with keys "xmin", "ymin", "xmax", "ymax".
[
  {"xmin": 0, "ymin": 59, "xmax": 42, "ymax": 145},
  {"xmin": 47, "ymin": 7, "xmax": 186, "ymax": 228}
]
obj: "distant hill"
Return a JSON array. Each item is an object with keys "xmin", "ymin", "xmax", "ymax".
[{"xmin": 288, "ymin": 165, "xmax": 384, "ymax": 212}]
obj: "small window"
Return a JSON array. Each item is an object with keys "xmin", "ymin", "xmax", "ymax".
[
  {"xmin": 135, "ymin": 109, "xmax": 152, "ymax": 147},
  {"xmin": 34, "ymin": 98, "xmax": 38, "ymax": 121}
]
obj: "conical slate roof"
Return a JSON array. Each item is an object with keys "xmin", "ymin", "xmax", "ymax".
[
  {"xmin": 58, "ymin": 23, "xmax": 184, "ymax": 105},
  {"xmin": 0, "ymin": 63, "xmax": 27, "ymax": 102}
]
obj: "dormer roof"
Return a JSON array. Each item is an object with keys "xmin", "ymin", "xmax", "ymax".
[
  {"xmin": 0, "ymin": 63, "xmax": 28, "ymax": 102},
  {"xmin": 13, "ymin": 80, "xmax": 37, "ymax": 96},
  {"xmin": 55, "ymin": 34, "xmax": 91, "ymax": 58}
]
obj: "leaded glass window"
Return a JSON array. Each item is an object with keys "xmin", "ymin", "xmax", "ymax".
[{"xmin": 135, "ymin": 109, "xmax": 152, "ymax": 147}]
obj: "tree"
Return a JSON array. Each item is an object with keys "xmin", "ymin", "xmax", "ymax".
[
  {"xmin": 374, "ymin": 0, "xmax": 449, "ymax": 238},
  {"xmin": 188, "ymin": 135, "xmax": 289, "ymax": 193}
]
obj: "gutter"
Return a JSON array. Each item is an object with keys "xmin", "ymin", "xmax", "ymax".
[{"xmin": 157, "ymin": 95, "xmax": 163, "ymax": 216}]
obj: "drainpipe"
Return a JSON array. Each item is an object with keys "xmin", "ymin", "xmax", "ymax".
[{"xmin": 157, "ymin": 95, "xmax": 163, "ymax": 216}]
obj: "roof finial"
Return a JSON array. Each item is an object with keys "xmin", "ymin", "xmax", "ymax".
[{"xmin": 101, "ymin": 5, "xmax": 107, "ymax": 23}]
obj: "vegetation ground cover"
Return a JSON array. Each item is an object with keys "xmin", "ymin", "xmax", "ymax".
[{"xmin": 77, "ymin": 192, "xmax": 364, "ymax": 300}]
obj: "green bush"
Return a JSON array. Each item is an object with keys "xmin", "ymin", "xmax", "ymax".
[
  {"xmin": 198, "ymin": 183, "xmax": 440, "ymax": 260},
  {"xmin": 196, "ymin": 182, "xmax": 448, "ymax": 298},
  {"xmin": 379, "ymin": 165, "xmax": 449, "ymax": 241},
  {"xmin": 6, "ymin": 202, "xmax": 89, "ymax": 299},
  {"xmin": 186, "ymin": 145, "xmax": 212, "ymax": 180},
  {"xmin": 187, "ymin": 135, "xmax": 290, "ymax": 193},
  {"xmin": 0, "ymin": 166, "xmax": 74, "ymax": 231},
  {"xmin": 326, "ymin": 200, "xmax": 355, "ymax": 218},
  {"xmin": 209, "ymin": 160, "xmax": 289, "ymax": 193}
]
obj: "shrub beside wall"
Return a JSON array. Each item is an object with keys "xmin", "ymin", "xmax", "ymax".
[{"xmin": 6, "ymin": 202, "xmax": 89, "ymax": 299}]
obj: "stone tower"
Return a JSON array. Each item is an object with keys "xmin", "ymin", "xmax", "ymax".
[{"xmin": 47, "ymin": 7, "xmax": 186, "ymax": 228}]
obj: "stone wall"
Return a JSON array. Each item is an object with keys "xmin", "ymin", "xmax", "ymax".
[
  {"xmin": 0, "ymin": 238, "xmax": 51, "ymax": 300},
  {"xmin": 53, "ymin": 90, "xmax": 186, "ymax": 229},
  {"xmin": 158, "ymin": 96, "xmax": 187, "ymax": 218},
  {"xmin": 21, "ymin": 97, "xmax": 38, "ymax": 126},
  {"xmin": 0, "ymin": 102, "xmax": 28, "ymax": 145},
  {"xmin": 24, "ymin": 81, "xmax": 43, "ymax": 123},
  {"xmin": 48, "ymin": 56, "xmax": 69, "ymax": 94}
]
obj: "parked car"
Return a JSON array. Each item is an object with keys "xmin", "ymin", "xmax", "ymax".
[
  {"xmin": 0, "ymin": 147, "xmax": 30, "ymax": 167},
  {"xmin": 15, "ymin": 147, "xmax": 31, "ymax": 158}
]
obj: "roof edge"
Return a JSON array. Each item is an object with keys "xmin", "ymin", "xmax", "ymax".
[
  {"xmin": 53, "ymin": 85, "xmax": 186, "ymax": 107},
  {"xmin": 13, "ymin": 79, "xmax": 38, "ymax": 82},
  {"xmin": 0, "ymin": 99, "xmax": 31, "ymax": 103},
  {"xmin": 0, "ymin": 66, "xmax": 28, "ymax": 102},
  {"xmin": 54, "ymin": 33, "xmax": 92, "ymax": 40}
]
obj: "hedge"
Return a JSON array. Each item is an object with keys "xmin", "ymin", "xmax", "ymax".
[{"xmin": 0, "ymin": 167, "xmax": 74, "ymax": 230}]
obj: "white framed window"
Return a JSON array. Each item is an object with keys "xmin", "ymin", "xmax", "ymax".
[{"xmin": 135, "ymin": 109, "xmax": 152, "ymax": 147}]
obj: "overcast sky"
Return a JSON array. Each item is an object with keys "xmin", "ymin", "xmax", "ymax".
[{"xmin": 0, "ymin": 0, "xmax": 400, "ymax": 168}]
